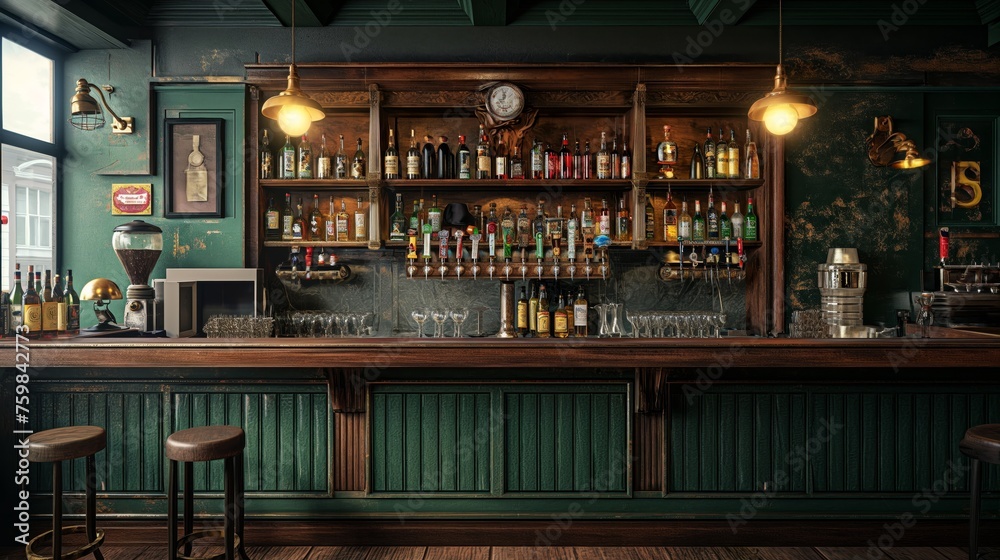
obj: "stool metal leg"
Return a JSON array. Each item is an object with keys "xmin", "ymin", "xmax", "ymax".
[
  {"xmin": 970, "ymin": 457, "xmax": 982, "ymax": 560},
  {"xmin": 235, "ymin": 452, "xmax": 249, "ymax": 560},
  {"xmin": 183, "ymin": 462, "xmax": 194, "ymax": 558},
  {"xmin": 52, "ymin": 461, "xmax": 62, "ymax": 560},
  {"xmin": 224, "ymin": 456, "xmax": 235, "ymax": 560},
  {"xmin": 87, "ymin": 453, "xmax": 105, "ymax": 560},
  {"xmin": 168, "ymin": 460, "xmax": 178, "ymax": 560}
]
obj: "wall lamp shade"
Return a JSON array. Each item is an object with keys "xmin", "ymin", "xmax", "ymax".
[
  {"xmin": 80, "ymin": 278, "xmax": 123, "ymax": 331},
  {"xmin": 748, "ymin": 65, "xmax": 818, "ymax": 136},
  {"xmin": 865, "ymin": 116, "xmax": 931, "ymax": 170},
  {"xmin": 69, "ymin": 79, "xmax": 134, "ymax": 134},
  {"xmin": 260, "ymin": 64, "xmax": 326, "ymax": 137}
]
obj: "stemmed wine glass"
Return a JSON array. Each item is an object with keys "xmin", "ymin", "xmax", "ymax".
[
  {"xmin": 411, "ymin": 309, "xmax": 429, "ymax": 338},
  {"xmin": 450, "ymin": 308, "xmax": 469, "ymax": 338},
  {"xmin": 431, "ymin": 309, "xmax": 449, "ymax": 338}
]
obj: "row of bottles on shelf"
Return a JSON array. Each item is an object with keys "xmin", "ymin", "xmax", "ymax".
[
  {"xmin": 651, "ymin": 190, "xmax": 759, "ymax": 243},
  {"xmin": 261, "ymin": 131, "xmax": 367, "ymax": 180},
  {"xmin": 656, "ymin": 126, "xmax": 760, "ymax": 180},
  {"xmin": 265, "ymin": 193, "xmax": 368, "ymax": 242},
  {"xmin": 517, "ymin": 282, "xmax": 591, "ymax": 338},
  {"xmin": 2, "ymin": 264, "xmax": 81, "ymax": 339}
]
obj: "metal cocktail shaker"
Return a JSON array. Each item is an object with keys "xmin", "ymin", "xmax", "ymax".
[{"xmin": 817, "ymin": 248, "xmax": 868, "ymax": 336}]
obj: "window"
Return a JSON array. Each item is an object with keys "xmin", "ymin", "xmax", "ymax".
[{"xmin": 1, "ymin": 37, "xmax": 58, "ymax": 292}]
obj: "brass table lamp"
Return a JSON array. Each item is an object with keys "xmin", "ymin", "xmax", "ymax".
[{"xmin": 80, "ymin": 278, "xmax": 123, "ymax": 331}]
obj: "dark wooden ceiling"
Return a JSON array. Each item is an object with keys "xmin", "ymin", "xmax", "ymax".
[{"xmin": 1, "ymin": 0, "xmax": 997, "ymax": 51}]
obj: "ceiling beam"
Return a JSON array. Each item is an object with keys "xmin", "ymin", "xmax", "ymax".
[
  {"xmin": 0, "ymin": 0, "xmax": 132, "ymax": 49},
  {"xmin": 977, "ymin": 0, "xmax": 1000, "ymax": 45},
  {"xmin": 262, "ymin": 0, "xmax": 343, "ymax": 27},
  {"xmin": 688, "ymin": 0, "xmax": 757, "ymax": 26},
  {"xmin": 458, "ymin": 0, "xmax": 524, "ymax": 26}
]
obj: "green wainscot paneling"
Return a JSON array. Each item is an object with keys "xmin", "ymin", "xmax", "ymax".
[
  {"xmin": 671, "ymin": 384, "xmax": 1000, "ymax": 495},
  {"xmin": 369, "ymin": 383, "xmax": 630, "ymax": 497}
]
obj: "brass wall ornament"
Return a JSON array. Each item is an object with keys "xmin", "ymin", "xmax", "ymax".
[{"xmin": 865, "ymin": 116, "xmax": 931, "ymax": 169}]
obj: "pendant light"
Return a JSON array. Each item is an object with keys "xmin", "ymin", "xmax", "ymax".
[
  {"xmin": 747, "ymin": 0, "xmax": 817, "ymax": 136},
  {"xmin": 261, "ymin": 0, "xmax": 325, "ymax": 137}
]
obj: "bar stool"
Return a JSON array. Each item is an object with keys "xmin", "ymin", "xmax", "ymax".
[
  {"xmin": 165, "ymin": 426, "xmax": 250, "ymax": 560},
  {"xmin": 960, "ymin": 424, "xmax": 1000, "ymax": 560},
  {"xmin": 26, "ymin": 426, "xmax": 107, "ymax": 560}
]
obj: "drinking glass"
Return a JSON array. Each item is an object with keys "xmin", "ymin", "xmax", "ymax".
[
  {"xmin": 625, "ymin": 309, "xmax": 639, "ymax": 338},
  {"xmin": 360, "ymin": 312, "xmax": 376, "ymax": 336},
  {"xmin": 450, "ymin": 308, "xmax": 469, "ymax": 338},
  {"xmin": 431, "ymin": 310, "xmax": 449, "ymax": 338},
  {"xmin": 412, "ymin": 309, "xmax": 429, "ymax": 337},
  {"xmin": 338, "ymin": 313, "xmax": 352, "ymax": 338}
]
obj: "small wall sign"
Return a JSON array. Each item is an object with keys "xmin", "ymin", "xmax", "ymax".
[{"xmin": 112, "ymin": 183, "xmax": 153, "ymax": 215}]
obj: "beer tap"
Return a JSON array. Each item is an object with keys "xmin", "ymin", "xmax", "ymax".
[
  {"xmin": 488, "ymin": 255, "xmax": 496, "ymax": 279},
  {"xmin": 535, "ymin": 231, "xmax": 545, "ymax": 280},
  {"xmin": 583, "ymin": 229, "xmax": 595, "ymax": 280},
  {"xmin": 723, "ymin": 238, "xmax": 732, "ymax": 284},
  {"xmin": 678, "ymin": 237, "xmax": 685, "ymax": 283},
  {"xmin": 406, "ymin": 233, "xmax": 418, "ymax": 279},
  {"xmin": 438, "ymin": 229, "xmax": 450, "ymax": 280},
  {"xmin": 454, "ymin": 229, "xmax": 465, "ymax": 279},
  {"xmin": 422, "ymin": 222, "xmax": 433, "ymax": 279},
  {"xmin": 552, "ymin": 255, "xmax": 561, "ymax": 282},
  {"xmin": 470, "ymin": 230, "xmax": 482, "ymax": 279}
]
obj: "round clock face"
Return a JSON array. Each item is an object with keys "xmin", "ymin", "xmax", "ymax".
[{"xmin": 487, "ymin": 83, "xmax": 524, "ymax": 121}]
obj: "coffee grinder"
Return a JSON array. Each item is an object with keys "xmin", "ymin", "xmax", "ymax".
[{"xmin": 112, "ymin": 220, "xmax": 163, "ymax": 332}]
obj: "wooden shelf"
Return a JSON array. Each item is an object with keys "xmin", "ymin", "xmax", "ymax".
[
  {"xmin": 644, "ymin": 179, "xmax": 763, "ymax": 191},
  {"xmin": 261, "ymin": 179, "xmax": 368, "ymax": 188},
  {"xmin": 264, "ymin": 240, "xmax": 369, "ymax": 248},
  {"xmin": 384, "ymin": 179, "xmax": 633, "ymax": 190}
]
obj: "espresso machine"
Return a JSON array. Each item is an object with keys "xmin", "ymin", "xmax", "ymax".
[{"xmin": 112, "ymin": 220, "xmax": 163, "ymax": 332}]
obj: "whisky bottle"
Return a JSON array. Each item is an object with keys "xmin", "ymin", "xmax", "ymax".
[
  {"xmin": 354, "ymin": 195, "xmax": 367, "ymax": 242},
  {"xmin": 536, "ymin": 283, "xmax": 551, "ymax": 338},
  {"xmin": 22, "ymin": 265, "xmax": 40, "ymax": 339},
  {"xmin": 309, "ymin": 193, "xmax": 324, "ymax": 240},
  {"xmin": 384, "ymin": 128, "xmax": 399, "ymax": 180},
  {"xmin": 559, "ymin": 134, "xmax": 572, "ymax": 179},
  {"xmin": 293, "ymin": 197, "xmax": 305, "ymax": 240},
  {"xmin": 678, "ymin": 200, "xmax": 692, "ymax": 241},
  {"xmin": 390, "ymin": 193, "xmax": 407, "ymax": 242},
  {"xmin": 406, "ymin": 129, "xmax": 420, "ymax": 180},
  {"xmin": 282, "ymin": 193, "xmax": 294, "ymax": 240},
  {"xmin": 706, "ymin": 189, "xmax": 719, "ymax": 240},
  {"xmin": 692, "ymin": 199, "xmax": 706, "ymax": 242},
  {"xmin": 316, "ymin": 133, "xmax": 331, "ymax": 179},
  {"xmin": 54, "ymin": 274, "xmax": 65, "ymax": 335},
  {"xmin": 530, "ymin": 141, "xmax": 544, "ymax": 179},
  {"xmin": 336, "ymin": 198, "xmax": 350, "ymax": 242},
  {"xmin": 730, "ymin": 202, "xmax": 744, "ymax": 239},
  {"xmin": 690, "ymin": 144, "xmax": 704, "ymax": 179},
  {"xmin": 41, "ymin": 269, "xmax": 56, "ymax": 338},
  {"xmin": 663, "ymin": 189, "xmax": 678, "ymax": 242},
  {"xmin": 610, "ymin": 136, "xmax": 621, "ymax": 180},
  {"xmin": 509, "ymin": 144, "xmax": 523, "ymax": 179},
  {"xmin": 599, "ymin": 198, "xmax": 611, "ymax": 236},
  {"xmin": 573, "ymin": 140, "xmax": 583, "ymax": 180},
  {"xmin": 476, "ymin": 124, "xmax": 492, "ymax": 180},
  {"xmin": 544, "ymin": 143, "xmax": 558, "ymax": 180},
  {"xmin": 554, "ymin": 292, "xmax": 569, "ymax": 339},
  {"xmin": 564, "ymin": 291, "xmax": 575, "ymax": 337},
  {"xmin": 65, "ymin": 269, "xmax": 80, "ymax": 335},
  {"xmin": 260, "ymin": 130, "xmax": 274, "ymax": 179},
  {"xmin": 325, "ymin": 195, "xmax": 336, "ymax": 241},
  {"xmin": 596, "ymin": 132, "xmax": 611, "ymax": 179},
  {"xmin": 745, "ymin": 196, "xmax": 759, "ymax": 241},
  {"xmin": 716, "ymin": 129, "xmax": 729, "ymax": 179},
  {"xmin": 457, "ymin": 135, "xmax": 472, "ymax": 179},
  {"xmin": 422, "ymin": 135, "xmax": 436, "ymax": 179},
  {"xmin": 582, "ymin": 197, "xmax": 595, "ymax": 231},
  {"xmin": 656, "ymin": 125, "xmax": 678, "ymax": 165},
  {"xmin": 335, "ymin": 134, "xmax": 348, "ymax": 179},
  {"xmin": 745, "ymin": 129, "xmax": 760, "ymax": 179},
  {"xmin": 437, "ymin": 136, "xmax": 453, "ymax": 179},
  {"xmin": 620, "ymin": 139, "xmax": 631, "ymax": 179},
  {"xmin": 616, "ymin": 197, "xmax": 631, "ymax": 242},
  {"xmin": 495, "ymin": 135, "xmax": 508, "ymax": 180},
  {"xmin": 265, "ymin": 197, "xmax": 281, "ymax": 240},
  {"xmin": 528, "ymin": 281, "xmax": 539, "ymax": 335},
  {"xmin": 573, "ymin": 286, "xmax": 588, "ymax": 337},
  {"xmin": 517, "ymin": 286, "xmax": 529, "ymax": 336},
  {"xmin": 351, "ymin": 137, "xmax": 366, "ymax": 180},
  {"xmin": 727, "ymin": 128, "xmax": 740, "ymax": 180},
  {"xmin": 281, "ymin": 135, "xmax": 296, "ymax": 179},
  {"xmin": 720, "ymin": 201, "xmax": 732, "ymax": 240},
  {"xmin": 704, "ymin": 127, "xmax": 716, "ymax": 179},
  {"xmin": 582, "ymin": 141, "xmax": 593, "ymax": 180},
  {"xmin": 297, "ymin": 134, "xmax": 313, "ymax": 179},
  {"xmin": 645, "ymin": 194, "xmax": 655, "ymax": 240}
]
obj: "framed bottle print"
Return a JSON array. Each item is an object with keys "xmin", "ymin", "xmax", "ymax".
[{"xmin": 164, "ymin": 118, "xmax": 224, "ymax": 218}]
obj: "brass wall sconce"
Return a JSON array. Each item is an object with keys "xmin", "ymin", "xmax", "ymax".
[
  {"xmin": 865, "ymin": 116, "xmax": 930, "ymax": 169},
  {"xmin": 69, "ymin": 79, "xmax": 134, "ymax": 134}
]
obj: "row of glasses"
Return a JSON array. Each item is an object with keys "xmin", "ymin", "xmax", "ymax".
[
  {"xmin": 624, "ymin": 310, "xmax": 728, "ymax": 338},
  {"xmin": 276, "ymin": 311, "xmax": 376, "ymax": 337},
  {"xmin": 411, "ymin": 308, "xmax": 471, "ymax": 337}
]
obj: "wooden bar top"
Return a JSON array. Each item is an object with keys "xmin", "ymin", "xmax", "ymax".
[{"xmin": 2, "ymin": 332, "xmax": 999, "ymax": 369}]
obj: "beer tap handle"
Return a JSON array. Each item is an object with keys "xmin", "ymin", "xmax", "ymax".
[
  {"xmin": 438, "ymin": 230, "xmax": 450, "ymax": 263},
  {"xmin": 737, "ymin": 237, "xmax": 745, "ymax": 269},
  {"xmin": 454, "ymin": 230, "xmax": 465, "ymax": 262},
  {"xmin": 939, "ymin": 227, "xmax": 949, "ymax": 267}
]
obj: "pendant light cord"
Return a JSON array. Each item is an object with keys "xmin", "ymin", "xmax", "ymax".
[
  {"xmin": 290, "ymin": 0, "xmax": 296, "ymax": 65},
  {"xmin": 778, "ymin": 0, "xmax": 783, "ymax": 66}
]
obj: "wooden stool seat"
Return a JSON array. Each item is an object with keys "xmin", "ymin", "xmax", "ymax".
[
  {"xmin": 28, "ymin": 426, "xmax": 106, "ymax": 463},
  {"xmin": 960, "ymin": 424, "xmax": 1000, "ymax": 464},
  {"xmin": 165, "ymin": 426, "xmax": 245, "ymax": 462}
]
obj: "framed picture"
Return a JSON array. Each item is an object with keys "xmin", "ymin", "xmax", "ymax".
[
  {"xmin": 165, "ymin": 118, "xmax": 224, "ymax": 218},
  {"xmin": 111, "ymin": 183, "xmax": 152, "ymax": 215},
  {"xmin": 935, "ymin": 116, "xmax": 995, "ymax": 226}
]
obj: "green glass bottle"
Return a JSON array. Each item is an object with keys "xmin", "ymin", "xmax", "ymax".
[{"xmin": 281, "ymin": 135, "xmax": 296, "ymax": 179}]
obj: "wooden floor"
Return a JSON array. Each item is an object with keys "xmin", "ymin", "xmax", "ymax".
[{"xmin": 1, "ymin": 546, "xmax": 990, "ymax": 560}]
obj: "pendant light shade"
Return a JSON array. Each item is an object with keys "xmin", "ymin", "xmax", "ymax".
[
  {"xmin": 262, "ymin": 0, "xmax": 325, "ymax": 136},
  {"xmin": 747, "ymin": 0, "xmax": 816, "ymax": 136}
]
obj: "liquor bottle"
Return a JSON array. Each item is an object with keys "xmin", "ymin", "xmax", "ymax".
[
  {"xmin": 730, "ymin": 202, "xmax": 744, "ymax": 239},
  {"xmin": 582, "ymin": 141, "xmax": 593, "ymax": 180},
  {"xmin": 745, "ymin": 196, "xmax": 759, "ymax": 241},
  {"xmin": 656, "ymin": 125, "xmax": 678, "ymax": 165},
  {"xmin": 501, "ymin": 206, "xmax": 515, "ymax": 259},
  {"xmin": 716, "ymin": 129, "xmax": 729, "ymax": 179},
  {"xmin": 559, "ymin": 134, "xmax": 572, "ymax": 179},
  {"xmin": 720, "ymin": 201, "xmax": 732, "ymax": 240},
  {"xmin": 476, "ymin": 124, "xmax": 492, "ymax": 179},
  {"xmin": 544, "ymin": 143, "xmax": 558, "ymax": 180},
  {"xmin": 745, "ymin": 129, "xmax": 760, "ymax": 179},
  {"xmin": 422, "ymin": 135, "xmax": 436, "ymax": 179},
  {"xmin": 486, "ymin": 202, "xmax": 499, "ymax": 258},
  {"xmin": 35, "ymin": 270, "xmax": 42, "ymax": 294},
  {"xmin": 596, "ymin": 132, "xmax": 611, "ymax": 179},
  {"xmin": 663, "ymin": 189, "xmax": 678, "ymax": 242},
  {"xmin": 582, "ymin": 197, "xmax": 595, "ymax": 231},
  {"xmin": 536, "ymin": 283, "xmax": 550, "ymax": 338},
  {"xmin": 336, "ymin": 198, "xmax": 350, "ymax": 242},
  {"xmin": 533, "ymin": 201, "xmax": 547, "ymax": 247},
  {"xmin": 281, "ymin": 135, "xmax": 296, "ymax": 179},
  {"xmin": 620, "ymin": 139, "xmax": 632, "ymax": 180},
  {"xmin": 297, "ymin": 134, "xmax": 313, "ymax": 179},
  {"xmin": 706, "ymin": 189, "xmax": 719, "ymax": 240},
  {"xmin": 325, "ymin": 195, "xmax": 336, "ymax": 241},
  {"xmin": 260, "ymin": 130, "xmax": 274, "ymax": 179},
  {"xmin": 599, "ymin": 198, "xmax": 611, "ymax": 235},
  {"xmin": 281, "ymin": 193, "xmax": 294, "ymax": 240},
  {"xmin": 355, "ymin": 195, "xmax": 367, "ymax": 242},
  {"xmin": 406, "ymin": 129, "xmax": 420, "ymax": 180},
  {"xmin": 309, "ymin": 193, "xmax": 324, "ymax": 240},
  {"xmin": 530, "ymin": 140, "xmax": 544, "ymax": 179},
  {"xmin": 316, "ymin": 133, "xmax": 331, "ymax": 179},
  {"xmin": 65, "ymin": 269, "xmax": 80, "ymax": 335},
  {"xmin": 678, "ymin": 200, "xmax": 692, "ymax": 241},
  {"xmin": 528, "ymin": 281, "xmax": 539, "ymax": 335},
  {"xmin": 472, "ymin": 204, "xmax": 484, "ymax": 234},
  {"xmin": 263, "ymin": 197, "xmax": 280, "ymax": 240},
  {"xmin": 517, "ymin": 205, "xmax": 531, "ymax": 249},
  {"xmin": 41, "ymin": 269, "xmax": 56, "ymax": 338},
  {"xmin": 351, "ymin": 137, "xmax": 366, "ymax": 180},
  {"xmin": 428, "ymin": 195, "xmax": 443, "ymax": 241},
  {"xmin": 728, "ymin": 128, "xmax": 740, "ymax": 180},
  {"xmin": 517, "ymin": 286, "xmax": 529, "ymax": 336},
  {"xmin": 384, "ymin": 128, "xmax": 399, "ymax": 180},
  {"xmin": 53, "ymin": 273, "xmax": 66, "ymax": 335},
  {"xmin": 335, "ymin": 134, "xmax": 348, "ymax": 179},
  {"xmin": 610, "ymin": 137, "xmax": 621, "ymax": 180},
  {"xmin": 616, "ymin": 197, "xmax": 631, "ymax": 242},
  {"xmin": 554, "ymin": 292, "xmax": 569, "ymax": 339},
  {"xmin": 437, "ymin": 136, "xmax": 453, "ymax": 179},
  {"xmin": 692, "ymin": 200, "xmax": 706, "ymax": 242},
  {"xmin": 390, "ymin": 193, "xmax": 407, "ymax": 242},
  {"xmin": 408, "ymin": 198, "xmax": 420, "ymax": 235},
  {"xmin": 645, "ymin": 194, "xmax": 655, "ymax": 240},
  {"xmin": 292, "ymin": 197, "xmax": 305, "ymax": 240},
  {"xmin": 564, "ymin": 291, "xmax": 575, "ymax": 337},
  {"xmin": 495, "ymin": 135, "xmax": 508, "ymax": 180},
  {"xmin": 11, "ymin": 264, "xmax": 23, "ymax": 332},
  {"xmin": 567, "ymin": 204, "xmax": 579, "ymax": 260},
  {"xmin": 690, "ymin": 144, "xmax": 704, "ymax": 179},
  {"xmin": 22, "ymin": 265, "xmax": 40, "ymax": 339},
  {"xmin": 704, "ymin": 127, "xmax": 716, "ymax": 179},
  {"xmin": 573, "ymin": 286, "xmax": 588, "ymax": 337},
  {"xmin": 549, "ymin": 206, "xmax": 564, "ymax": 256},
  {"xmin": 573, "ymin": 140, "xmax": 583, "ymax": 180},
  {"xmin": 509, "ymin": 144, "xmax": 523, "ymax": 179},
  {"xmin": 456, "ymin": 135, "xmax": 472, "ymax": 179}
]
